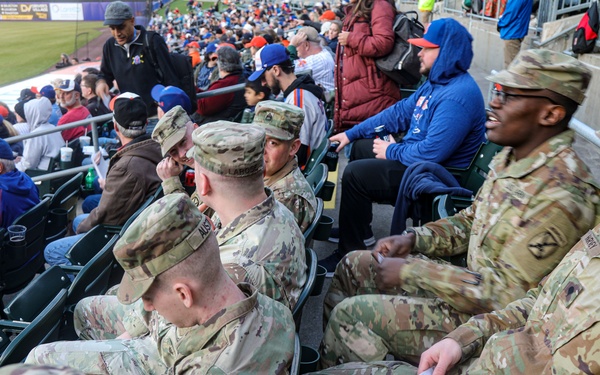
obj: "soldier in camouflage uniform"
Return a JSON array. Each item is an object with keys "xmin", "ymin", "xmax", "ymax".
[
  {"xmin": 319, "ymin": 49, "xmax": 600, "ymax": 369},
  {"xmin": 253, "ymin": 100, "xmax": 318, "ymax": 232},
  {"xmin": 151, "ymin": 105, "xmax": 204, "ymax": 208},
  {"xmin": 73, "ymin": 121, "xmax": 306, "ymax": 341},
  {"xmin": 27, "ymin": 194, "xmax": 296, "ymax": 374},
  {"xmin": 0, "ymin": 365, "xmax": 85, "ymax": 375}
]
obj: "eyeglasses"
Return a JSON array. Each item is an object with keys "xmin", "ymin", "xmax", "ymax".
[
  {"xmin": 491, "ymin": 88, "xmax": 558, "ymax": 106},
  {"xmin": 210, "ymin": 56, "xmax": 218, "ymax": 61}
]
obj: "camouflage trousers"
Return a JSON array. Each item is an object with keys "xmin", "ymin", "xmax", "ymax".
[
  {"xmin": 308, "ymin": 360, "xmax": 474, "ymax": 375},
  {"xmin": 75, "ymin": 295, "xmax": 147, "ymax": 340},
  {"xmin": 25, "ymin": 336, "xmax": 166, "ymax": 374},
  {"xmin": 321, "ymin": 251, "xmax": 472, "ymax": 368}
]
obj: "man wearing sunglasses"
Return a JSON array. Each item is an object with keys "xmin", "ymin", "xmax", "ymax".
[{"xmin": 318, "ymin": 49, "xmax": 600, "ymax": 371}]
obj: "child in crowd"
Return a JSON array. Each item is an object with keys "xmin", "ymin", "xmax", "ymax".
[{"xmin": 242, "ymin": 79, "xmax": 271, "ymax": 123}]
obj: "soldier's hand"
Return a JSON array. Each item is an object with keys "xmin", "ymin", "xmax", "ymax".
[
  {"xmin": 417, "ymin": 339, "xmax": 462, "ymax": 375},
  {"xmin": 329, "ymin": 132, "xmax": 350, "ymax": 153},
  {"xmin": 374, "ymin": 257, "xmax": 405, "ymax": 289},
  {"xmin": 373, "ymin": 234, "xmax": 415, "ymax": 258},
  {"xmin": 156, "ymin": 157, "xmax": 184, "ymax": 181}
]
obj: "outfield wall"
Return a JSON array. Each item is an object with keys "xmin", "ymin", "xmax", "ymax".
[{"xmin": 0, "ymin": 1, "xmax": 148, "ymax": 22}]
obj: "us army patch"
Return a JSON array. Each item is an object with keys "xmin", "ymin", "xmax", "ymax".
[
  {"xmin": 528, "ymin": 230, "xmax": 563, "ymax": 259},
  {"xmin": 582, "ymin": 230, "xmax": 600, "ymax": 257}
]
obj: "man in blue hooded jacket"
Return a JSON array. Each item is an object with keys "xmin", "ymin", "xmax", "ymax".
[
  {"xmin": 497, "ymin": 0, "xmax": 533, "ymax": 67},
  {"xmin": 0, "ymin": 139, "xmax": 39, "ymax": 229},
  {"xmin": 323, "ymin": 18, "xmax": 486, "ymax": 273}
]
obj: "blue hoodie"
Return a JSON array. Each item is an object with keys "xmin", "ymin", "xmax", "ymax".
[
  {"xmin": 498, "ymin": 0, "xmax": 533, "ymax": 40},
  {"xmin": 346, "ymin": 18, "xmax": 486, "ymax": 168},
  {"xmin": 0, "ymin": 170, "xmax": 40, "ymax": 229}
]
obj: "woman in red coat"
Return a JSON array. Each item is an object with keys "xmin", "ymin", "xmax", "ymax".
[{"xmin": 333, "ymin": 0, "xmax": 401, "ymax": 134}]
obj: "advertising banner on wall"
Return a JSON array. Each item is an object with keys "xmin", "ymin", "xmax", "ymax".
[
  {"xmin": 49, "ymin": 2, "xmax": 83, "ymax": 20},
  {"xmin": 0, "ymin": 3, "xmax": 49, "ymax": 20}
]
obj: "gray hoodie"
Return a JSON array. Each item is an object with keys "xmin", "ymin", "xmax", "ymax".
[{"xmin": 16, "ymin": 97, "xmax": 64, "ymax": 171}]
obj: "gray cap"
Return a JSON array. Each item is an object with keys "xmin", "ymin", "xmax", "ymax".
[{"xmin": 104, "ymin": 1, "xmax": 134, "ymax": 26}]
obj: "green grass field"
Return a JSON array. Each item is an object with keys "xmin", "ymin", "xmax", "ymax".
[
  {"xmin": 0, "ymin": 21, "xmax": 104, "ymax": 87},
  {"xmin": 155, "ymin": 0, "xmax": 220, "ymax": 17}
]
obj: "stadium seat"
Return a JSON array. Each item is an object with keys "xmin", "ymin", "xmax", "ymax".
[
  {"xmin": 304, "ymin": 163, "xmax": 328, "ymax": 197},
  {"xmin": 303, "ymin": 137, "xmax": 330, "ymax": 177},
  {"xmin": 45, "ymin": 172, "xmax": 83, "ymax": 243},
  {"xmin": 292, "ymin": 248, "xmax": 317, "ymax": 332},
  {"xmin": 303, "ymin": 198, "xmax": 324, "ymax": 248}
]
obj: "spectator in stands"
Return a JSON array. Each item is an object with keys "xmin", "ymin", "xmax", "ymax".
[
  {"xmin": 0, "ymin": 138, "xmax": 39, "ymax": 229},
  {"xmin": 326, "ymin": 20, "xmax": 342, "ymax": 52},
  {"xmin": 245, "ymin": 35, "xmax": 268, "ymax": 70},
  {"xmin": 242, "ymin": 78, "xmax": 272, "ymax": 122},
  {"xmin": 17, "ymin": 88, "xmax": 36, "ymax": 104},
  {"xmin": 196, "ymin": 46, "xmax": 247, "ymax": 124},
  {"xmin": 12, "ymin": 101, "xmax": 30, "ymax": 136},
  {"xmin": 318, "ymin": 49, "xmax": 600, "ymax": 370},
  {"xmin": 186, "ymin": 41, "xmax": 201, "ymax": 67},
  {"xmin": 497, "ymin": 0, "xmax": 533, "ymax": 67},
  {"xmin": 0, "ymin": 102, "xmax": 17, "ymax": 125},
  {"xmin": 95, "ymin": 1, "xmax": 180, "ymax": 124},
  {"xmin": 15, "ymin": 98, "xmax": 64, "ymax": 172},
  {"xmin": 80, "ymin": 75, "xmax": 111, "ymax": 118},
  {"xmin": 195, "ymin": 42, "xmax": 219, "ymax": 90},
  {"xmin": 253, "ymin": 101, "xmax": 317, "ymax": 232},
  {"xmin": 321, "ymin": 18, "xmax": 487, "ymax": 272},
  {"xmin": 249, "ymin": 44, "xmax": 327, "ymax": 167},
  {"xmin": 39, "ymin": 85, "xmax": 63, "ymax": 125},
  {"xmin": 288, "ymin": 26, "xmax": 335, "ymax": 93},
  {"xmin": 333, "ymin": 0, "xmax": 400, "ymax": 134},
  {"xmin": 43, "ymin": 93, "xmax": 162, "ymax": 267},
  {"xmin": 151, "ymin": 85, "xmax": 192, "ymax": 118},
  {"xmin": 56, "ymin": 80, "xmax": 92, "ymax": 142},
  {"xmin": 0, "ymin": 116, "xmax": 23, "ymax": 156},
  {"xmin": 28, "ymin": 194, "xmax": 296, "ymax": 374}
]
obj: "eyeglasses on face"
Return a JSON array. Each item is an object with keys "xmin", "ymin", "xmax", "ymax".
[{"xmin": 491, "ymin": 86, "xmax": 558, "ymax": 106}]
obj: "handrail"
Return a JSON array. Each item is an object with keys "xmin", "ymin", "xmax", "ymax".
[
  {"xmin": 534, "ymin": 24, "xmax": 577, "ymax": 47},
  {"xmin": 570, "ymin": 118, "xmax": 600, "ymax": 148},
  {"xmin": 31, "ymin": 165, "xmax": 91, "ymax": 183}
]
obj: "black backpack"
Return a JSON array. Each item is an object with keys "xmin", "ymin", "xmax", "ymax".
[
  {"xmin": 375, "ymin": 11, "xmax": 425, "ymax": 86},
  {"xmin": 572, "ymin": 1, "xmax": 599, "ymax": 55},
  {"xmin": 144, "ymin": 32, "xmax": 198, "ymax": 113}
]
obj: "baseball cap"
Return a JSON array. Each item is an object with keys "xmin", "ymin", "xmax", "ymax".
[
  {"xmin": 248, "ymin": 44, "xmax": 291, "ymax": 81},
  {"xmin": 186, "ymin": 122, "xmax": 265, "ymax": 177},
  {"xmin": 40, "ymin": 85, "xmax": 56, "ymax": 100},
  {"xmin": 112, "ymin": 92, "xmax": 147, "ymax": 130},
  {"xmin": 0, "ymin": 106, "xmax": 8, "ymax": 118},
  {"xmin": 17, "ymin": 88, "xmax": 36, "ymax": 102},
  {"xmin": 104, "ymin": 1, "xmax": 134, "ymax": 26},
  {"xmin": 151, "ymin": 84, "xmax": 192, "ymax": 115},
  {"xmin": 152, "ymin": 106, "xmax": 192, "ymax": 156},
  {"xmin": 244, "ymin": 36, "xmax": 268, "ymax": 49},
  {"xmin": 408, "ymin": 18, "xmax": 448, "ymax": 48},
  {"xmin": 486, "ymin": 49, "xmax": 592, "ymax": 105},
  {"xmin": 115, "ymin": 193, "xmax": 213, "ymax": 304},
  {"xmin": 252, "ymin": 101, "xmax": 304, "ymax": 141},
  {"xmin": 202, "ymin": 32, "xmax": 213, "ymax": 40},
  {"xmin": 0, "ymin": 139, "xmax": 15, "ymax": 160},
  {"xmin": 187, "ymin": 41, "xmax": 200, "ymax": 49},
  {"xmin": 57, "ymin": 79, "xmax": 81, "ymax": 94},
  {"xmin": 206, "ymin": 42, "xmax": 218, "ymax": 54},
  {"xmin": 319, "ymin": 10, "xmax": 336, "ymax": 21}
]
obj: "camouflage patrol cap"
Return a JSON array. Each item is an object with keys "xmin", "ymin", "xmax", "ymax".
[
  {"xmin": 252, "ymin": 100, "xmax": 304, "ymax": 141},
  {"xmin": 186, "ymin": 121, "xmax": 266, "ymax": 177},
  {"xmin": 486, "ymin": 49, "xmax": 592, "ymax": 104},
  {"xmin": 152, "ymin": 105, "xmax": 193, "ymax": 157},
  {"xmin": 114, "ymin": 193, "xmax": 213, "ymax": 304}
]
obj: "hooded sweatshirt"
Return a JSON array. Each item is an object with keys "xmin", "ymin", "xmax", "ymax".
[
  {"xmin": 16, "ymin": 98, "xmax": 64, "ymax": 171},
  {"xmin": 346, "ymin": 18, "xmax": 486, "ymax": 169},
  {"xmin": 0, "ymin": 169, "xmax": 40, "ymax": 228}
]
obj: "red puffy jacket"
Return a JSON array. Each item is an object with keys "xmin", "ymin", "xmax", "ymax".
[{"xmin": 333, "ymin": 0, "xmax": 402, "ymax": 133}]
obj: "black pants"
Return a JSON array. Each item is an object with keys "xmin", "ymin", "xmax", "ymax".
[{"xmin": 338, "ymin": 139, "xmax": 408, "ymax": 254}]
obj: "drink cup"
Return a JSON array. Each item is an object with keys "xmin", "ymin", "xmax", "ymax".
[
  {"xmin": 7, "ymin": 225, "xmax": 26, "ymax": 242},
  {"xmin": 60, "ymin": 147, "xmax": 73, "ymax": 162},
  {"xmin": 79, "ymin": 136, "xmax": 91, "ymax": 148}
]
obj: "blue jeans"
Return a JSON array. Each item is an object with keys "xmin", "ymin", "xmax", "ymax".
[
  {"xmin": 44, "ymin": 233, "xmax": 84, "ymax": 267},
  {"xmin": 82, "ymin": 195, "xmax": 102, "ymax": 213}
]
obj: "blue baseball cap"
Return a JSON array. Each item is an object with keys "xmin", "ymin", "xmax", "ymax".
[
  {"xmin": 248, "ymin": 44, "xmax": 291, "ymax": 82},
  {"xmin": 408, "ymin": 18, "xmax": 447, "ymax": 48},
  {"xmin": 202, "ymin": 32, "xmax": 213, "ymax": 40},
  {"xmin": 0, "ymin": 138, "xmax": 15, "ymax": 160},
  {"xmin": 151, "ymin": 85, "xmax": 192, "ymax": 114},
  {"xmin": 206, "ymin": 42, "xmax": 218, "ymax": 54},
  {"xmin": 40, "ymin": 85, "xmax": 56, "ymax": 100}
]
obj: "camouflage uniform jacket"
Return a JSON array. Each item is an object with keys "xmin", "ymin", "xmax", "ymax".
[
  {"xmin": 264, "ymin": 157, "xmax": 318, "ymax": 233},
  {"xmin": 447, "ymin": 226, "xmax": 600, "ymax": 374},
  {"xmin": 216, "ymin": 188, "xmax": 307, "ymax": 310},
  {"xmin": 403, "ymin": 130, "xmax": 600, "ymax": 314},
  {"xmin": 152, "ymin": 283, "xmax": 295, "ymax": 374},
  {"xmin": 161, "ymin": 175, "xmax": 201, "ymax": 207}
]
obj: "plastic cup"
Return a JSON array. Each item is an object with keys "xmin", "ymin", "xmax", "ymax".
[
  {"xmin": 7, "ymin": 225, "xmax": 26, "ymax": 242},
  {"xmin": 79, "ymin": 136, "xmax": 91, "ymax": 148},
  {"xmin": 60, "ymin": 147, "xmax": 73, "ymax": 162}
]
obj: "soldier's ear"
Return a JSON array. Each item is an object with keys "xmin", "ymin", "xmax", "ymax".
[
  {"xmin": 539, "ymin": 103, "xmax": 566, "ymax": 127},
  {"xmin": 289, "ymin": 138, "xmax": 301, "ymax": 156},
  {"xmin": 173, "ymin": 282, "xmax": 194, "ymax": 308}
]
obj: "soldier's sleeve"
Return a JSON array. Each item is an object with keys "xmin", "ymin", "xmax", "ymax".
[
  {"xmin": 445, "ymin": 286, "xmax": 539, "ymax": 361},
  {"xmin": 412, "ymin": 203, "xmax": 476, "ymax": 258},
  {"xmin": 161, "ymin": 176, "xmax": 186, "ymax": 195},
  {"xmin": 122, "ymin": 300, "xmax": 152, "ymax": 337},
  {"xmin": 223, "ymin": 262, "xmax": 286, "ymax": 308}
]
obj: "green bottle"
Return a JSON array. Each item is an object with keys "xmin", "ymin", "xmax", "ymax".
[{"xmin": 85, "ymin": 167, "xmax": 95, "ymax": 190}]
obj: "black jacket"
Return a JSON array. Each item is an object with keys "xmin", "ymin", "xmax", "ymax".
[{"xmin": 99, "ymin": 26, "xmax": 179, "ymax": 117}]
